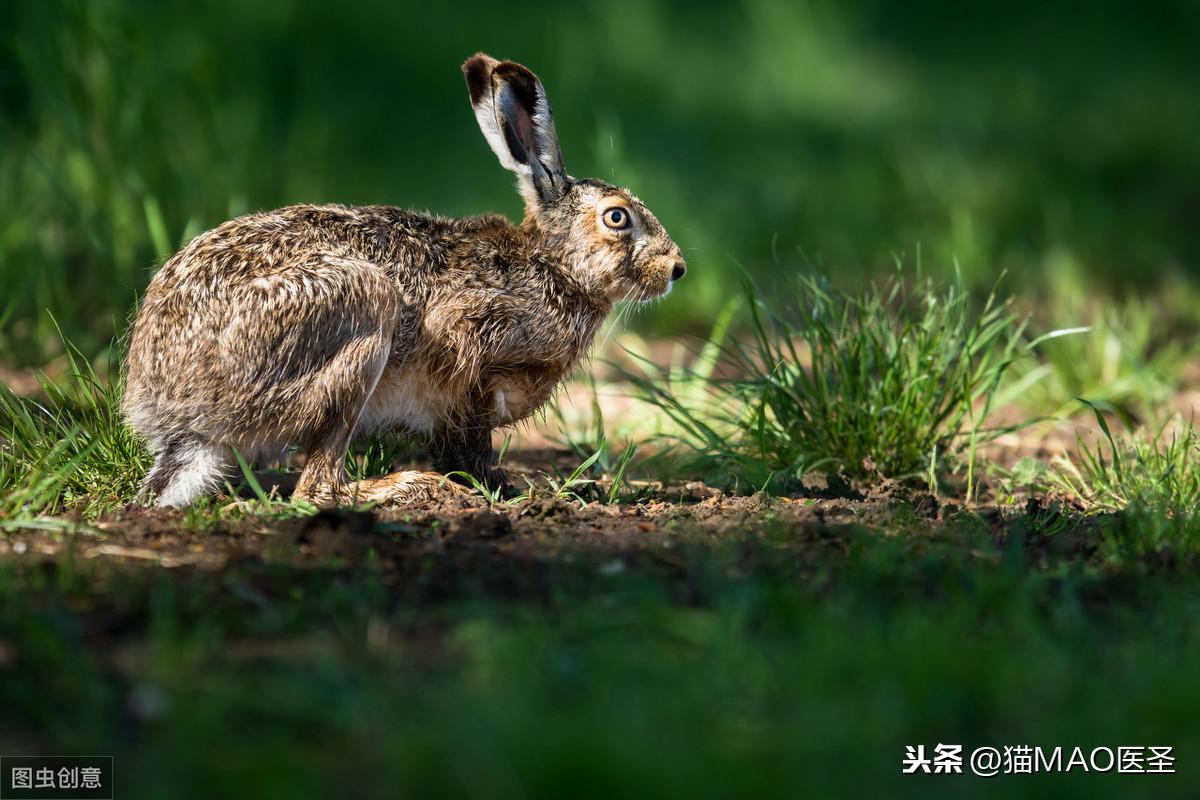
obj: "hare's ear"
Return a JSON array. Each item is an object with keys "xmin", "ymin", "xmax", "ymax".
[{"xmin": 463, "ymin": 53, "xmax": 567, "ymax": 208}]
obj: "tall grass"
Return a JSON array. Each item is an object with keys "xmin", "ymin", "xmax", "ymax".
[
  {"xmin": 0, "ymin": 338, "xmax": 148, "ymax": 519},
  {"xmin": 631, "ymin": 273, "xmax": 1030, "ymax": 493}
]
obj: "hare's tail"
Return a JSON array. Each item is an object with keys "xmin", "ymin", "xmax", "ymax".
[{"xmin": 140, "ymin": 438, "xmax": 233, "ymax": 508}]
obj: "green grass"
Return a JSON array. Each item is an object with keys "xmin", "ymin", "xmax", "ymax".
[
  {"xmin": 345, "ymin": 433, "xmax": 424, "ymax": 482},
  {"xmin": 631, "ymin": 273, "xmax": 1031, "ymax": 494},
  {"xmin": 1050, "ymin": 407, "xmax": 1200, "ymax": 515},
  {"xmin": 0, "ymin": 336, "xmax": 147, "ymax": 519},
  {"xmin": 1041, "ymin": 405, "xmax": 1200, "ymax": 561},
  {"xmin": 2, "ymin": 273, "xmax": 1189, "ymax": 522},
  {"xmin": 0, "ymin": 335, "xmax": 649, "ymax": 520},
  {"xmin": 449, "ymin": 438, "xmax": 637, "ymax": 506}
]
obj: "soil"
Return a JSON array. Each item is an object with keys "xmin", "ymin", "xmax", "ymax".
[{"xmin": 0, "ymin": 446, "xmax": 1086, "ymax": 580}]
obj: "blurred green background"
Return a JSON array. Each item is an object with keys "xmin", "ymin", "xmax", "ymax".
[{"xmin": 2, "ymin": 0, "xmax": 1199, "ymax": 362}]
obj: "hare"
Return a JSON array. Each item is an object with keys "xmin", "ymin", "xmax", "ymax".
[{"xmin": 123, "ymin": 53, "xmax": 686, "ymax": 508}]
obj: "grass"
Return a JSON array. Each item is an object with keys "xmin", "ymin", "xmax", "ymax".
[
  {"xmin": 630, "ymin": 273, "xmax": 1032, "ymax": 494},
  {"xmin": 449, "ymin": 437, "xmax": 637, "ymax": 507},
  {"xmin": 4, "ymin": 274, "xmax": 1186, "ymax": 522},
  {"xmin": 1037, "ymin": 403, "xmax": 1200, "ymax": 562},
  {"xmin": 2, "ymin": 271, "xmax": 1192, "ymax": 527},
  {"xmin": 0, "ymin": 336, "xmax": 646, "ymax": 521},
  {"xmin": 345, "ymin": 433, "xmax": 424, "ymax": 482},
  {"xmin": 5, "ymin": 5, "xmax": 1200, "ymax": 791},
  {"xmin": 0, "ymin": 335, "xmax": 148, "ymax": 519},
  {"xmin": 1098, "ymin": 505, "xmax": 1200, "ymax": 564},
  {"xmin": 1050, "ymin": 405, "xmax": 1200, "ymax": 515}
]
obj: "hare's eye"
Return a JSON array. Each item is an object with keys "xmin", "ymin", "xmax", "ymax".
[{"xmin": 602, "ymin": 208, "xmax": 630, "ymax": 230}]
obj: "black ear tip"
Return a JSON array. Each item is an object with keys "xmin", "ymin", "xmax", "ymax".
[
  {"xmin": 492, "ymin": 61, "xmax": 537, "ymax": 85},
  {"xmin": 491, "ymin": 61, "xmax": 540, "ymax": 110},
  {"xmin": 462, "ymin": 53, "xmax": 494, "ymax": 104}
]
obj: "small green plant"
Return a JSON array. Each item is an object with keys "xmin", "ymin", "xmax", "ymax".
[
  {"xmin": 219, "ymin": 449, "xmax": 318, "ymax": 519},
  {"xmin": 540, "ymin": 446, "xmax": 605, "ymax": 506},
  {"xmin": 1050, "ymin": 402, "xmax": 1200, "ymax": 561},
  {"xmin": 538, "ymin": 437, "xmax": 639, "ymax": 506},
  {"xmin": 1050, "ymin": 403, "xmax": 1200, "ymax": 515},
  {"xmin": 444, "ymin": 470, "xmax": 512, "ymax": 504},
  {"xmin": 990, "ymin": 456, "xmax": 1054, "ymax": 506},
  {"xmin": 1099, "ymin": 506, "xmax": 1200, "ymax": 562},
  {"xmin": 632, "ymin": 272, "xmax": 1029, "ymax": 494},
  {"xmin": 605, "ymin": 440, "xmax": 638, "ymax": 505},
  {"xmin": 448, "ymin": 438, "xmax": 636, "ymax": 507},
  {"xmin": 345, "ymin": 433, "xmax": 422, "ymax": 481}
]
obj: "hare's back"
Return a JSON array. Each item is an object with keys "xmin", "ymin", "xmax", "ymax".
[{"xmin": 147, "ymin": 204, "xmax": 428, "ymax": 291}]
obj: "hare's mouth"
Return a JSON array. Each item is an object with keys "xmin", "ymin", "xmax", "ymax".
[
  {"xmin": 629, "ymin": 281, "xmax": 672, "ymax": 303},
  {"xmin": 633, "ymin": 256, "xmax": 685, "ymax": 301}
]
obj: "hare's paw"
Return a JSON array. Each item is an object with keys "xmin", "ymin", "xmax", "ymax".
[{"xmin": 344, "ymin": 470, "xmax": 468, "ymax": 506}]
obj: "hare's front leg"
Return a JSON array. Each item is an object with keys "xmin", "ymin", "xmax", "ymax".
[{"xmin": 431, "ymin": 419, "xmax": 507, "ymax": 494}]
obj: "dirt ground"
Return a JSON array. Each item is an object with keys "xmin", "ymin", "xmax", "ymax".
[{"xmin": 0, "ymin": 443, "xmax": 1098, "ymax": 583}]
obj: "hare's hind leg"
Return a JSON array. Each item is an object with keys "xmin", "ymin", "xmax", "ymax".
[{"xmin": 224, "ymin": 256, "xmax": 460, "ymax": 508}]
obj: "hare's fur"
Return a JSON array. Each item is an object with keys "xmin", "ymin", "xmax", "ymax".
[{"xmin": 124, "ymin": 55, "xmax": 684, "ymax": 507}]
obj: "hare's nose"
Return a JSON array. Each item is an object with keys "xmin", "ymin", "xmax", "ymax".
[{"xmin": 670, "ymin": 259, "xmax": 687, "ymax": 282}]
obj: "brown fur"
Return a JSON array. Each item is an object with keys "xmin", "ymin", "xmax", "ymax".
[{"xmin": 123, "ymin": 54, "xmax": 684, "ymax": 507}]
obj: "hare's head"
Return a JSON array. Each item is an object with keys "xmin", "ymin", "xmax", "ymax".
[{"xmin": 463, "ymin": 53, "xmax": 686, "ymax": 303}]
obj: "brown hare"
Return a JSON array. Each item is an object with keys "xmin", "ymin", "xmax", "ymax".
[{"xmin": 123, "ymin": 53, "xmax": 685, "ymax": 508}]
